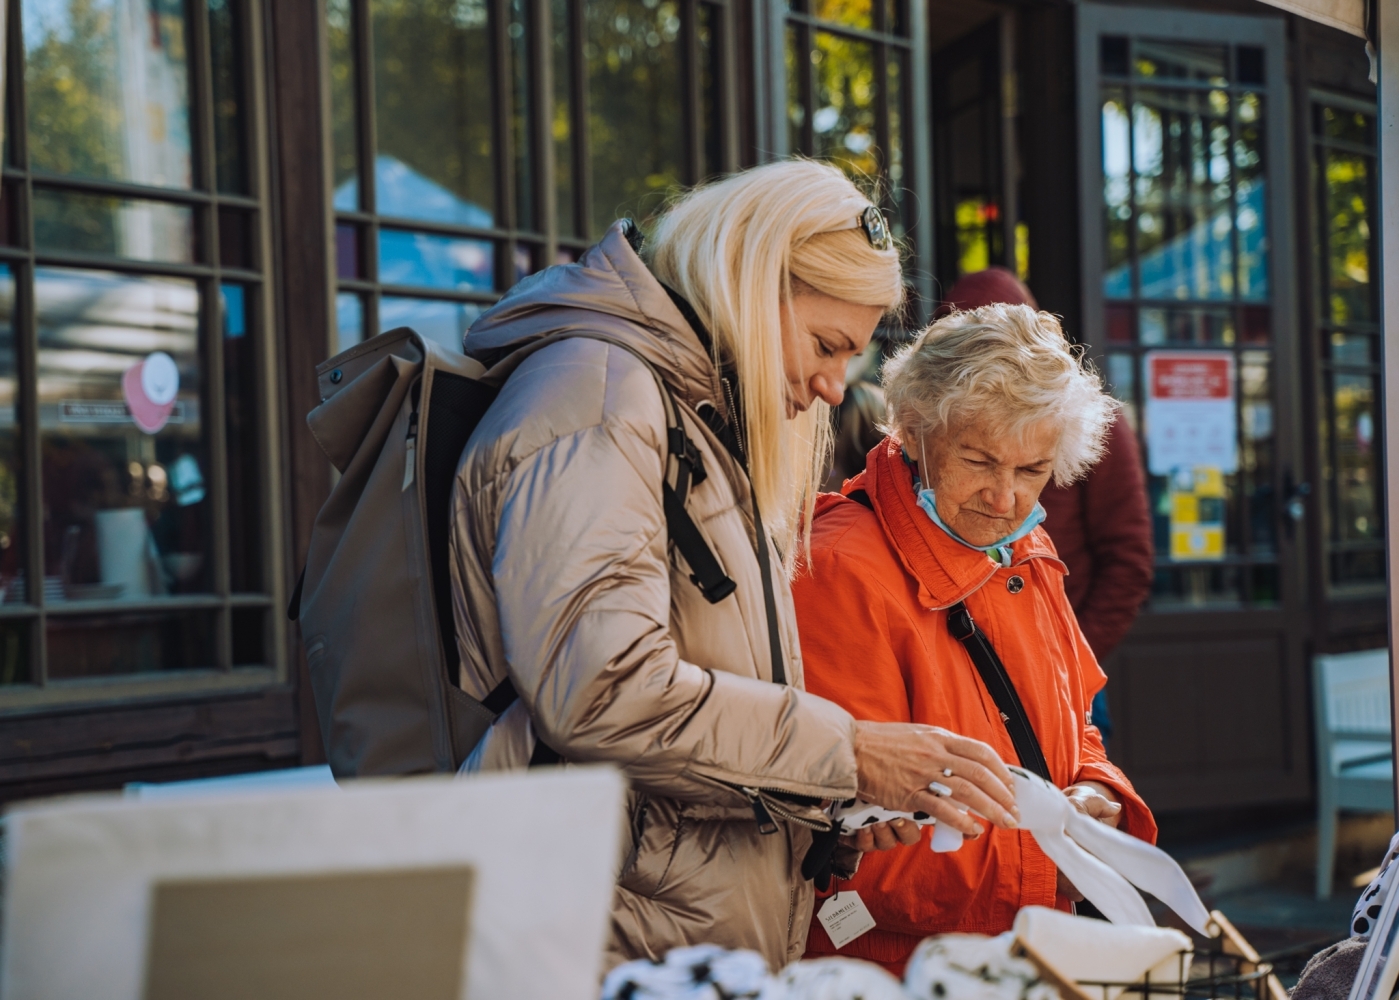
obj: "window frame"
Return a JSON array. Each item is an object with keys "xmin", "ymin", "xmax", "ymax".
[
  {"xmin": 774, "ymin": 0, "xmax": 934, "ymax": 321},
  {"xmin": 326, "ymin": 0, "xmax": 739, "ymax": 349},
  {"xmin": 0, "ymin": 0, "xmax": 287, "ymax": 711},
  {"xmin": 1074, "ymin": 4, "xmax": 1302, "ymax": 612},
  {"xmin": 1308, "ymin": 87, "xmax": 1384, "ymax": 597}
]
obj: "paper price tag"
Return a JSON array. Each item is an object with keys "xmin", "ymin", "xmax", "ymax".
[{"xmin": 816, "ymin": 891, "xmax": 876, "ymax": 950}]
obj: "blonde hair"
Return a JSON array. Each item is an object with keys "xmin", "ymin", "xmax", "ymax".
[
  {"xmin": 882, "ymin": 304, "xmax": 1117, "ymax": 486},
  {"xmin": 649, "ymin": 160, "xmax": 904, "ymax": 563}
]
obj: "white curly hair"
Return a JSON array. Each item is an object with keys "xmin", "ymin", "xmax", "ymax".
[{"xmin": 881, "ymin": 304, "xmax": 1118, "ymax": 486}]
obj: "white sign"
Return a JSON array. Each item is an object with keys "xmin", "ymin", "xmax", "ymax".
[{"xmin": 1144, "ymin": 351, "xmax": 1237, "ymax": 475}]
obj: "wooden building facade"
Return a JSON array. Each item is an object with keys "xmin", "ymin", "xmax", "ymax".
[{"xmin": 0, "ymin": 0, "xmax": 1381, "ymax": 816}]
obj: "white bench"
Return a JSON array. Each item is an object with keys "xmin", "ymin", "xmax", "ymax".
[{"xmin": 1314, "ymin": 648, "xmax": 1395, "ymax": 898}]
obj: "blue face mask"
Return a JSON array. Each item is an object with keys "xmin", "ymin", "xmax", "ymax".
[{"xmin": 915, "ymin": 487, "xmax": 1046, "ymax": 566}]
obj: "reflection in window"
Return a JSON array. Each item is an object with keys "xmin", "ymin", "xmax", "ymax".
[
  {"xmin": 1323, "ymin": 152, "xmax": 1374, "ymax": 324},
  {"xmin": 586, "ymin": 0, "xmax": 684, "ymax": 233},
  {"xmin": 222, "ymin": 284, "xmax": 262, "ymax": 593},
  {"xmin": 23, "ymin": 0, "xmax": 194, "ymax": 188},
  {"xmin": 32, "ymin": 189, "xmax": 196, "ymax": 264},
  {"xmin": 380, "ymin": 297, "xmax": 481, "ymax": 355},
  {"xmin": 1314, "ymin": 100, "xmax": 1381, "ymax": 589},
  {"xmin": 47, "ymin": 610, "xmax": 217, "ymax": 678},
  {"xmin": 378, "ymin": 230, "xmax": 494, "ymax": 292},
  {"xmin": 36, "ymin": 269, "xmax": 212, "ymax": 605},
  {"xmin": 372, "ymin": 0, "xmax": 496, "ymax": 224},
  {"xmin": 812, "ymin": 0, "xmax": 872, "ymax": 30},
  {"xmin": 812, "ymin": 33, "xmax": 878, "ymax": 178},
  {"xmin": 551, "ymin": 0, "xmax": 576, "ymax": 236},
  {"xmin": 1094, "ymin": 37, "xmax": 1278, "ymax": 609},
  {"xmin": 328, "ymin": 0, "xmax": 359, "ymax": 206},
  {"xmin": 336, "ymin": 292, "xmax": 365, "ymax": 354},
  {"xmin": 0, "ymin": 267, "xmax": 21, "ymax": 616},
  {"xmin": 207, "ymin": 0, "xmax": 248, "ymax": 194}
]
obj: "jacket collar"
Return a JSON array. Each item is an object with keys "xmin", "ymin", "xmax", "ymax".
[
  {"xmin": 463, "ymin": 221, "xmax": 721, "ymax": 409},
  {"xmin": 847, "ymin": 437, "xmax": 1062, "ymax": 610}
]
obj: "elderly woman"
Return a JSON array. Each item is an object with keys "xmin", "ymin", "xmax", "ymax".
[{"xmin": 794, "ymin": 304, "xmax": 1157, "ymax": 973}]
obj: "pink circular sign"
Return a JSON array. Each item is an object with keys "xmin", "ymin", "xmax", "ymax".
[{"xmin": 123, "ymin": 352, "xmax": 179, "ymax": 434}]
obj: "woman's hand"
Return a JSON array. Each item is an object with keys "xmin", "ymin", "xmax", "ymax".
[
  {"xmin": 1064, "ymin": 781, "xmax": 1122, "ymax": 828},
  {"xmin": 853, "ymin": 720, "xmax": 1019, "ymax": 839},
  {"xmin": 1057, "ymin": 781, "xmax": 1123, "ymax": 900},
  {"xmin": 840, "ymin": 817, "xmax": 923, "ymax": 852}
]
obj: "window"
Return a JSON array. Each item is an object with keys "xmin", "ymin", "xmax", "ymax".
[
  {"xmin": 0, "ymin": 0, "xmax": 279, "ymax": 702},
  {"xmin": 327, "ymin": 0, "xmax": 733, "ymax": 355},
  {"xmin": 1311, "ymin": 96, "xmax": 1382, "ymax": 592},
  {"xmin": 783, "ymin": 0, "xmax": 919, "ymax": 307},
  {"xmin": 931, "ymin": 18, "xmax": 1025, "ymax": 289},
  {"xmin": 1092, "ymin": 36, "xmax": 1279, "ymax": 609}
]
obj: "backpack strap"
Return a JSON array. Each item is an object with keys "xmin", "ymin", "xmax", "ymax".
[{"xmin": 946, "ymin": 601, "xmax": 1052, "ymax": 780}]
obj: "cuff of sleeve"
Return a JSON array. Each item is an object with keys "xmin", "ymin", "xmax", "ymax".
[
  {"xmin": 1074, "ymin": 764, "xmax": 1158, "ymax": 845},
  {"xmin": 830, "ymin": 844, "xmax": 863, "ymax": 881}
]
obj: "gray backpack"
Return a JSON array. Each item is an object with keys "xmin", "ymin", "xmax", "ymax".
[{"xmin": 289, "ymin": 326, "xmax": 741, "ymax": 778}]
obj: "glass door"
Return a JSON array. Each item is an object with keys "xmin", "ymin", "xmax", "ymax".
[{"xmin": 1075, "ymin": 5, "xmax": 1310, "ymax": 810}]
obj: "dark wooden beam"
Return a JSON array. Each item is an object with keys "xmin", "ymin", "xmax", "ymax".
[
  {"xmin": 265, "ymin": 0, "xmax": 331, "ymax": 764},
  {"xmin": 0, "ymin": 688, "xmax": 301, "ymax": 805},
  {"xmin": 1017, "ymin": 3, "xmax": 1082, "ymax": 340}
]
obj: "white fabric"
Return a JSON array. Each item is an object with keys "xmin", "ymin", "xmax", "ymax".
[
  {"xmin": 1352, "ymin": 832, "xmax": 1399, "ymax": 939},
  {"xmin": 1009, "ymin": 767, "xmax": 1213, "ymax": 935},
  {"xmin": 761, "ymin": 958, "xmax": 907, "ymax": 1000},
  {"xmin": 1012, "ymin": 907, "xmax": 1190, "ymax": 1000},
  {"xmin": 601, "ymin": 944, "xmax": 770, "ymax": 1000},
  {"xmin": 903, "ymin": 934, "xmax": 1058, "ymax": 1000},
  {"xmin": 834, "ymin": 768, "xmax": 1212, "ymax": 935}
]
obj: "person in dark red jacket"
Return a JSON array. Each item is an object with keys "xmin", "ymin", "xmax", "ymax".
[{"xmin": 941, "ymin": 268, "xmax": 1154, "ymax": 745}]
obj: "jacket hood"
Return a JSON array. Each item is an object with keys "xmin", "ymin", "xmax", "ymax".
[
  {"xmin": 463, "ymin": 221, "xmax": 721, "ymax": 407},
  {"xmin": 824, "ymin": 436, "xmax": 1063, "ymax": 609}
]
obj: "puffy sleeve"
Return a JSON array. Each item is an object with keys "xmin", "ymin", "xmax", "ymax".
[{"xmin": 462, "ymin": 340, "xmax": 858, "ymax": 805}]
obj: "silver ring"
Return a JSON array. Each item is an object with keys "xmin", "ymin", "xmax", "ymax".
[{"xmin": 942, "ymin": 767, "xmax": 954, "ymax": 778}]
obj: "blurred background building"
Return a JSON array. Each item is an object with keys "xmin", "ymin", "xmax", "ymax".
[{"xmin": 0, "ymin": 0, "xmax": 1380, "ymax": 867}]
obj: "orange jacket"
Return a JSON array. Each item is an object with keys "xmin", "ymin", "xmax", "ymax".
[{"xmin": 795, "ymin": 438, "xmax": 1157, "ymax": 971}]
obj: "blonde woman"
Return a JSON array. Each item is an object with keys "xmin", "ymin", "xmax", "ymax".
[{"xmin": 448, "ymin": 160, "xmax": 1019, "ymax": 970}]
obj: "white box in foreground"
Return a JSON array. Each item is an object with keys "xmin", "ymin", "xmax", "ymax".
[{"xmin": 2, "ymin": 766, "xmax": 625, "ymax": 1000}]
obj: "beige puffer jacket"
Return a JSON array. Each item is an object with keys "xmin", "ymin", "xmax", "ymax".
[{"xmin": 448, "ymin": 223, "xmax": 860, "ymax": 970}]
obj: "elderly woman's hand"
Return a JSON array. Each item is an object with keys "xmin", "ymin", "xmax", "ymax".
[
  {"xmin": 1056, "ymin": 781, "xmax": 1123, "ymax": 901},
  {"xmin": 853, "ymin": 720, "xmax": 1020, "ymax": 838},
  {"xmin": 1064, "ymin": 781, "xmax": 1122, "ymax": 828}
]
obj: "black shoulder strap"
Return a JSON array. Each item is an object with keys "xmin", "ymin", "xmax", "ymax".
[{"xmin": 946, "ymin": 602, "xmax": 1051, "ymax": 780}]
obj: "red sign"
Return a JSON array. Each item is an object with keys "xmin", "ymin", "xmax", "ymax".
[{"xmin": 1148, "ymin": 354, "xmax": 1233, "ymax": 401}]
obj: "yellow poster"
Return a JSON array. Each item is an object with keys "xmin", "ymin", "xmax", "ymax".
[{"xmin": 1168, "ymin": 466, "xmax": 1225, "ymax": 561}]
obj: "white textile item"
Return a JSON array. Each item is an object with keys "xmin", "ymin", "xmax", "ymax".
[
  {"xmin": 1011, "ymin": 767, "xmax": 1211, "ymax": 934},
  {"xmin": 601, "ymin": 945, "xmax": 771, "ymax": 1000},
  {"xmin": 1352, "ymin": 832, "xmax": 1399, "ymax": 939},
  {"xmin": 902, "ymin": 934, "xmax": 1058, "ymax": 1000},
  {"xmin": 830, "ymin": 767, "xmax": 1213, "ymax": 936},
  {"xmin": 760, "ymin": 958, "xmax": 907, "ymax": 1000},
  {"xmin": 1012, "ymin": 906, "xmax": 1190, "ymax": 1000}
]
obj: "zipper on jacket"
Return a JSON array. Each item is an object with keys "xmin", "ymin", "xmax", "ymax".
[
  {"xmin": 402, "ymin": 405, "xmax": 419, "ymax": 492},
  {"xmin": 741, "ymin": 786, "xmax": 833, "ymax": 834}
]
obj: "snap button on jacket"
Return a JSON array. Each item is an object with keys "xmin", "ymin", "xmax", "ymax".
[
  {"xmin": 449, "ymin": 223, "xmax": 860, "ymax": 972},
  {"xmin": 795, "ymin": 438, "xmax": 1156, "ymax": 973}
]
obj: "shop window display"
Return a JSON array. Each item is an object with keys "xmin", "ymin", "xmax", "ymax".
[
  {"xmin": 329, "ymin": 0, "xmax": 732, "ymax": 345},
  {"xmin": 0, "ymin": 0, "xmax": 277, "ymax": 695},
  {"xmin": 1094, "ymin": 36, "xmax": 1281, "ymax": 608}
]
